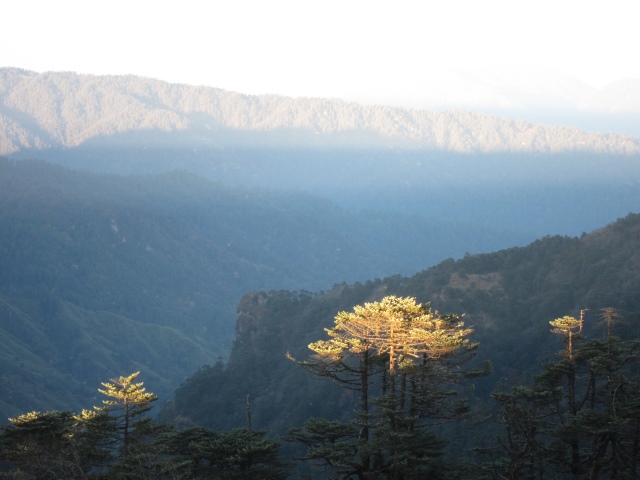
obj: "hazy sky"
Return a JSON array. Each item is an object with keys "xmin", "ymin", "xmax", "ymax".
[{"xmin": 3, "ymin": 0, "xmax": 639, "ymax": 105}]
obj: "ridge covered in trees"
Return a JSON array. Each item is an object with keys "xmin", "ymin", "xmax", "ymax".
[
  {"xmin": 2, "ymin": 68, "xmax": 639, "ymax": 155},
  {"xmin": 160, "ymin": 214, "xmax": 640, "ymax": 477}
]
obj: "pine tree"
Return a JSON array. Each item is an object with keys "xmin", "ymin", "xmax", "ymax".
[
  {"xmin": 92, "ymin": 371, "xmax": 158, "ymax": 453},
  {"xmin": 76, "ymin": 371, "xmax": 164, "ymax": 478},
  {"xmin": 289, "ymin": 296, "xmax": 487, "ymax": 479},
  {"xmin": 0, "ymin": 410, "xmax": 84, "ymax": 479},
  {"xmin": 488, "ymin": 308, "xmax": 640, "ymax": 479},
  {"xmin": 164, "ymin": 426, "xmax": 288, "ymax": 479}
]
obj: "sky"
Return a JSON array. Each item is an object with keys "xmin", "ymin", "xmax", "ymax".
[{"xmin": 2, "ymin": 0, "xmax": 639, "ymax": 106}]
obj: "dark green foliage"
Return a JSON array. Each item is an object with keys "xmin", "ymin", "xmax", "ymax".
[
  {"xmin": 485, "ymin": 385, "xmax": 559, "ymax": 479},
  {"xmin": 0, "ymin": 413, "xmax": 287, "ymax": 480},
  {"xmin": 482, "ymin": 310, "xmax": 640, "ymax": 479},
  {"xmin": 0, "ymin": 411, "xmax": 88, "ymax": 479},
  {"xmin": 0, "ymin": 373, "xmax": 287, "ymax": 479},
  {"xmin": 286, "ymin": 418, "xmax": 362, "ymax": 476},
  {"xmin": 156, "ymin": 426, "xmax": 289, "ymax": 479}
]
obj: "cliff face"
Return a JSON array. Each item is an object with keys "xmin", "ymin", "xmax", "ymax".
[
  {"xmin": 231, "ymin": 290, "xmax": 320, "ymax": 369},
  {"xmin": 235, "ymin": 292, "xmax": 270, "ymax": 342}
]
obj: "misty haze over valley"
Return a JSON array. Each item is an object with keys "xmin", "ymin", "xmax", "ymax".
[{"xmin": 2, "ymin": 68, "xmax": 639, "ymax": 238}]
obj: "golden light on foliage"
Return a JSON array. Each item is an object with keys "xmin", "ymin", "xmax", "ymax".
[
  {"xmin": 97, "ymin": 371, "xmax": 157, "ymax": 409},
  {"xmin": 317, "ymin": 295, "xmax": 475, "ymax": 376}
]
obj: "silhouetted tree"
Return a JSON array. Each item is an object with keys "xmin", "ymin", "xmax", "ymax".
[{"xmin": 487, "ymin": 308, "xmax": 640, "ymax": 479}]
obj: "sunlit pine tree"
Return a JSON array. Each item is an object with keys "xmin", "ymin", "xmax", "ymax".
[{"xmin": 77, "ymin": 370, "xmax": 160, "ymax": 472}]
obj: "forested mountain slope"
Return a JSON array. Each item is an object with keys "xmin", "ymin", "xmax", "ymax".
[
  {"xmin": 1, "ymin": 68, "xmax": 638, "ymax": 155},
  {"xmin": 0, "ymin": 158, "xmax": 533, "ymax": 421},
  {"xmin": 161, "ymin": 213, "xmax": 640, "ymax": 436}
]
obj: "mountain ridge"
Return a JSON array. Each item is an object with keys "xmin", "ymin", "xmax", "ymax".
[
  {"xmin": 2, "ymin": 68, "xmax": 638, "ymax": 156},
  {"xmin": 160, "ymin": 213, "xmax": 640, "ymax": 437}
]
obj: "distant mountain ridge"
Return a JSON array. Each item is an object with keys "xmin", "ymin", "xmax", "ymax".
[{"xmin": 1, "ymin": 68, "xmax": 639, "ymax": 156}]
